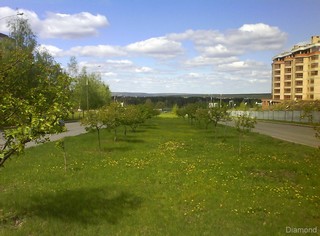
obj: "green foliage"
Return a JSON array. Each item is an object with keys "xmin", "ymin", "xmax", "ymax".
[
  {"xmin": 68, "ymin": 59, "xmax": 111, "ymax": 111},
  {"xmin": 208, "ymin": 106, "xmax": 230, "ymax": 127},
  {"xmin": 121, "ymin": 105, "xmax": 146, "ymax": 133},
  {"xmin": 81, "ymin": 110, "xmax": 105, "ymax": 150},
  {"xmin": 81, "ymin": 102, "xmax": 157, "ymax": 143},
  {"xmin": 0, "ymin": 18, "xmax": 72, "ymax": 167},
  {"xmin": 234, "ymin": 113, "xmax": 257, "ymax": 155},
  {"xmin": 234, "ymin": 113, "xmax": 257, "ymax": 133}
]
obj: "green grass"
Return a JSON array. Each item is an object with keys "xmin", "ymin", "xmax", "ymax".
[{"xmin": 1, "ymin": 115, "xmax": 319, "ymax": 235}]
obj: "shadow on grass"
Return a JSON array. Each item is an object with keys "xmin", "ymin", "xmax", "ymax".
[
  {"xmin": 103, "ymin": 146, "xmax": 132, "ymax": 152},
  {"xmin": 26, "ymin": 187, "xmax": 143, "ymax": 225},
  {"xmin": 119, "ymin": 137, "xmax": 145, "ymax": 143}
]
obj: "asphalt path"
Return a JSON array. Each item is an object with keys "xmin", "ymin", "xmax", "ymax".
[
  {"xmin": 224, "ymin": 121, "xmax": 319, "ymax": 148},
  {"xmin": 0, "ymin": 122, "xmax": 87, "ymax": 149},
  {"xmin": 25, "ymin": 122, "xmax": 87, "ymax": 148},
  {"xmin": 253, "ymin": 121, "xmax": 319, "ymax": 148}
]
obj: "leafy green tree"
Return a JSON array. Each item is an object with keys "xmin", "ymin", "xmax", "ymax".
[
  {"xmin": 0, "ymin": 18, "xmax": 72, "ymax": 167},
  {"xmin": 81, "ymin": 110, "xmax": 106, "ymax": 150},
  {"xmin": 185, "ymin": 103, "xmax": 200, "ymax": 124},
  {"xmin": 195, "ymin": 108, "xmax": 211, "ymax": 128},
  {"xmin": 121, "ymin": 105, "xmax": 145, "ymax": 135},
  {"xmin": 234, "ymin": 113, "xmax": 257, "ymax": 155},
  {"xmin": 68, "ymin": 59, "xmax": 111, "ymax": 111},
  {"xmin": 209, "ymin": 107, "xmax": 229, "ymax": 128},
  {"xmin": 101, "ymin": 102, "xmax": 123, "ymax": 141}
]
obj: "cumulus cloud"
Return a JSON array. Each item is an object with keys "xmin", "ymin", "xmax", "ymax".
[
  {"xmin": 169, "ymin": 23, "xmax": 286, "ymax": 60},
  {"xmin": 66, "ymin": 45, "xmax": 125, "ymax": 57},
  {"xmin": 126, "ymin": 37, "xmax": 184, "ymax": 58},
  {"xmin": 135, "ymin": 66, "xmax": 153, "ymax": 73},
  {"xmin": 0, "ymin": 7, "xmax": 109, "ymax": 39},
  {"xmin": 227, "ymin": 23, "xmax": 287, "ymax": 51},
  {"xmin": 38, "ymin": 44, "xmax": 64, "ymax": 57},
  {"xmin": 40, "ymin": 12, "xmax": 108, "ymax": 39}
]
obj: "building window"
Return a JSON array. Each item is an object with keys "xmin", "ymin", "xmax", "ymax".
[
  {"xmin": 295, "ymin": 88, "xmax": 303, "ymax": 93},
  {"xmin": 274, "ymin": 64, "xmax": 281, "ymax": 69},
  {"xmin": 284, "ymin": 95, "xmax": 291, "ymax": 100},
  {"xmin": 295, "ymin": 58, "xmax": 304, "ymax": 63},
  {"xmin": 285, "ymin": 68, "xmax": 292, "ymax": 73},
  {"xmin": 295, "ymin": 95, "xmax": 303, "ymax": 100},
  {"xmin": 285, "ymin": 61, "xmax": 292, "ymax": 66},
  {"xmin": 295, "ymin": 81, "xmax": 303, "ymax": 86},
  {"xmin": 284, "ymin": 82, "xmax": 291, "ymax": 86},
  {"xmin": 285, "ymin": 75, "xmax": 291, "ymax": 80},
  {"xmin": 295, "ymin": 73, "xmax": 303, "ymax": 78},
  {"xmin": 311, "ymin": 63, "xmax": 318, "ymax": 68},
  {"xmin": 295, "ymin": 66, "xmax": 303, "ymax": 71},
  {"xmin": 311, "ymin": 71, "xmax": 318, "ymax": 76},
  {"xmin": 284, "ymin": 88, "xmax": 291, "ymax": 93},
  {"xmin": 311, "ymin": 55, "xmax": 319, "ymax": 60}
]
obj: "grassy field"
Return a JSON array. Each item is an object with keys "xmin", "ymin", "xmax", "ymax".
[{"xmin": 1, "ymin": 114, "xmax": 319, "ymax": 235}]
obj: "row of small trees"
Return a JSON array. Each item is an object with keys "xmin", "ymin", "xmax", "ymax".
[
  {"xmin": 81, "ymin": 102, "xmax": 159, "ymax": 150},
  {"xmin": 176, "ymin": 103, "xmax": 257, "ymax": 154}
]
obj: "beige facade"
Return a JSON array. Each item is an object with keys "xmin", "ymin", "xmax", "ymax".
[{"xmin": 272, "ymin": 36, "xmax": 320, "ymax": 101}]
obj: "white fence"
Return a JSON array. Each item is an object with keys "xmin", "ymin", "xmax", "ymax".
[{"xmin": 230, "ymin": 110, "xmax": 320, "ymax": 123}]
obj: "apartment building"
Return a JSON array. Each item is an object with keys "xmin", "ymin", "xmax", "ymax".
[{"xmin": 272, "ymin": 36, "xmax": 320, "ymax": 101}]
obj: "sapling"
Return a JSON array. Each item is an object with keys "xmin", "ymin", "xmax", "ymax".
[{"xmin": 234, "ymin": 113, "xmax": 257, "ymax": 155}]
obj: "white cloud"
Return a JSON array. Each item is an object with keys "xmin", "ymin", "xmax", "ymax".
[
  {"xmin": 38, "ymin": 44, "xmax": 64, "ymax": 57},
  {"xmin": 135, "ymin": 66, "xmax": 153, "ymax": 73},
  {"xmin": 66, "ymin": 45, "xmax": 125, "ymax": 57},
  {"xmin": 40, "ymin": 12, "xmax": 108, "ymax": 39},
  {"xmin": 169, "ymin": 23, "xmax": 286, "ymax": 60},
  {"xmin": 228, "ymin": 23, "xmax": 287, "ymax": 51},
  {"xmin": 126, "ymin": 37, "xmax": 183, "ymax": 58},
  {"xmin": 0, "ymin": 7, "xmax": 109, "ymax": 39}
]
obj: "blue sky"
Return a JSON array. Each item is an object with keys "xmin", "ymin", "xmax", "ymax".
[{"xmin": 1, "ymin": 0, "xmax": 320, "ymax": 94}]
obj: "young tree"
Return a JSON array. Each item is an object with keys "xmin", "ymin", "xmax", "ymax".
[
  {"xmin": 81, "ymin": 110, "xmax": 106, "ymax": 151},
  {"xmin": 234, "ymin": 113, "xmax": 257, "ymax": 155},
  {"xmin": 195, "ymin": 108, "xmax": 211, "ymax": 128},
  {"xmin": 121, "ymin": 105, "xmax": 145, "ymax": 135},
  {"xmin": 102, "ymin": 102, "xmax": 123, "ymax": 141},
  {"xmin": 0, "ymin": 18, "xmax": 72, "ymax": 167}
]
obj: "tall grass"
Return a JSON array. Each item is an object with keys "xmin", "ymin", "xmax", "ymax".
[{"xmin": 1, "ymin": 115, "xmax": 319, "ymax": 235}]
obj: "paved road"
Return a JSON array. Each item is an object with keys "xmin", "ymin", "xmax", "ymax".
[
  {"xmin": 25, "ymin": 122, "xmax": 87, "ymax": 148},
  {"xmin": 0, "ymin": 122, "xmax": 87, "ymax": 149},
  {"xmin": 253, "ymin": 122, "xmax": 319, "ymax": 148},
  {"xmin": 223, "ymin": 121, "xmax": 319, "ymax": 148}
]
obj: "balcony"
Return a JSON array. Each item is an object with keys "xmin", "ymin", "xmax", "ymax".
[
  {"xmin": 284, "ymin": 61, "xmax": 292, "ymax": 67},
  {"xmin": 295, "ymin": 57, "xmax": 304, "ymax": 64},
  {"xmin": 274, "ymin": 82, "xmax": 280, "ymax": 88}
]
